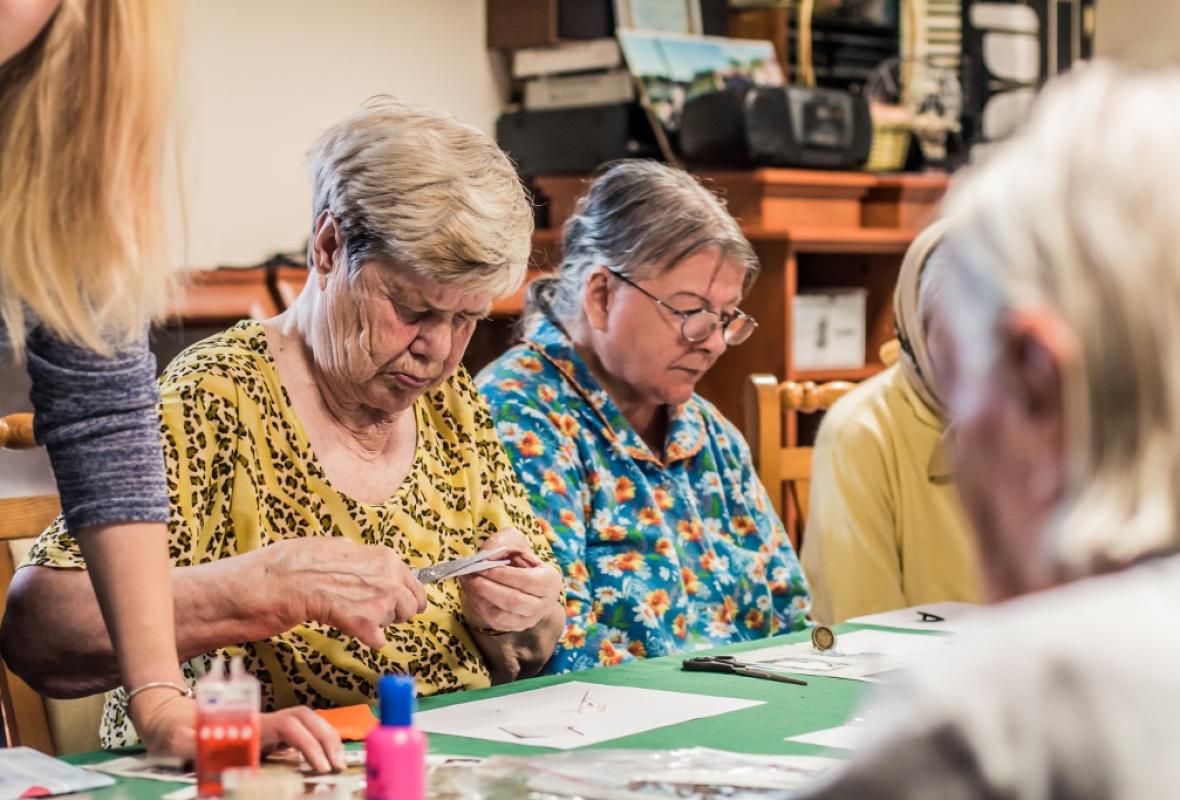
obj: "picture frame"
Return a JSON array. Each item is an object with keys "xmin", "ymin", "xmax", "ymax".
[
  {"xmin": 618, "ymin": 29, "xmax": 784, "ymax": 134},
  {"xmin": 614, "ymin": 0, "xmax": 703, "ymax": 35}
]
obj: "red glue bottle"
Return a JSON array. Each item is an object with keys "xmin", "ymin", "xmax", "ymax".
[{"xmin": 195, "ymin": 657, "xmax": 260, "ymax": 797}]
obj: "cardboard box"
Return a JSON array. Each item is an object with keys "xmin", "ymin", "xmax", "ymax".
[
  {"xmin": 524, "ymin": 69, "xmax": 635, "ymax": 110},
  {"xmin": 486, "ymin": 0, "xmax": 615, "ymax": 49},
  {"xmin": 792, "ymin": 289, "xmax": 867, "ymax": 371},
  {"xmin": 512, "ymin": 38, "xmax": 621, "ymax": 78}
]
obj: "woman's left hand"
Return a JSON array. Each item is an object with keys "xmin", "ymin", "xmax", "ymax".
[{"xmin": 460, "ymin": 527, "xmax": 562, "ymax": 633}]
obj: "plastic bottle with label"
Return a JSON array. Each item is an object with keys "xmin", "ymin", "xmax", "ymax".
[
  {"xmin": 365, "ymin": 675, "xmax": 426, "ymax": 800},
  {"xmin": 195, "ymin": 657, "xmax": 261, "ymax": 798}
]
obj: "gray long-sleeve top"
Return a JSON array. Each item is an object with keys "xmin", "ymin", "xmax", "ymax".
[{"xmin": 1, "ymin": 316, "xmax": 169, "ymax": 534}]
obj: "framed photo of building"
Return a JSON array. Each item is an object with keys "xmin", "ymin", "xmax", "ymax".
[{"xmin": 614, "ymin": 0, "xmax": 703, "ymax": 35}]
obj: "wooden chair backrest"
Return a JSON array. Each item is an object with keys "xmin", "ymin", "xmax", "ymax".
[
  {"xmin": 0, "ymin": 493, "xmax": 62, "ymax": 754},
  {"xmin": 0, "ymin": 412, "xmax": 120, "ymax": 754},
  {"xmin": 743, "ymin": 376, "xmax": 856, "ymax": 548},
  {"xmin": 0, "ymin": 413, "xmax": 35, "ymax": 450}
]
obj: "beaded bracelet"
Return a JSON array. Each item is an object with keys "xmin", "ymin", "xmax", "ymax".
[{"xmin": 125, "ymin": 681, "xmax": 194, "ymax": 703}]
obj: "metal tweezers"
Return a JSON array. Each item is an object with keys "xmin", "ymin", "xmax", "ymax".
[
  {"xmin": 681, "ymin": 655, "xmax": 808, "ymax": 686},
  {"xmin": 415, "ymin": 546, "xmax": 511, "ymax": 584}
]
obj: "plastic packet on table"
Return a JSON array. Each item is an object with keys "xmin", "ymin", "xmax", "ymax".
[{"xmin": 427, "ymin": 747, "xmax": 840, "ymax": 799}]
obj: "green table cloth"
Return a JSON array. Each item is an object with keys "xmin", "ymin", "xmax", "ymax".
[{"xmin": 63, "ymin": 623, "xmax": 932, "ymax": 798}]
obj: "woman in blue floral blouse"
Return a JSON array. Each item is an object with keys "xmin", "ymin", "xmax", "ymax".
[{"xmin": 477, "ymin": 160, "xmax": 810, "ymax": 673}]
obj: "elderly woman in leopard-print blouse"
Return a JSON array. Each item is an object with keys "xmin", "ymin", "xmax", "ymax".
[{"xmin": 4, "ymin": 99, "xmax": 564, "ymax": 764}]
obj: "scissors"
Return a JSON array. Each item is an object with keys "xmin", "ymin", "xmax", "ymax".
[
  {"xmin": 681, "ymin": 655, "xmax": 808, "ymax": 686},
  {"xmin": 414, "ymin": 546, "xmax": 511, "ymax": 584}
]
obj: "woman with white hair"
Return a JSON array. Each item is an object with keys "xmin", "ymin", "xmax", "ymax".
[
  {"xmin": 2, "ymin": 98, "xmax": 564, "ymax": 771},
  {"xmin": 478, "ymin": 160, "xmax": 809, "ymax": 673},
  {"xmin": 802, "ymin": 223, "xmax": 983, "ymax": 623},
  {"xmin": 799, "ymin": 62, "xmax": 1180, "ymax": 797}
]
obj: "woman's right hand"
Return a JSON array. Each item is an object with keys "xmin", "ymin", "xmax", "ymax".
[
  {"xmin": 259, "ymin": 706, "xmax": 346, "ymax": 773},
  {"xmin": 262, "ymin": 538, "xmax": 427, "ymax": 650},
  {"xmin": 133, "ymin": 694, "xmax": 345, "ymax": 773},
  {"xmin": 133, "ymin": 692, "xmax": 197, "ymax": 760}
]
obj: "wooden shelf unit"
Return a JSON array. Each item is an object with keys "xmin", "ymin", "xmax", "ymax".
[
  {"xmin": 690, "ymin": 226, "xmax": 912, "ymax": 435},
  {"xmin": 166, "ymin": 268, "xmax": 279, "ymax": 327}
]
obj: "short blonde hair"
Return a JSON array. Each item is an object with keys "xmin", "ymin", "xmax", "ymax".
[
  {"xmin": 307, "ymin": 97, "xmax": 533, "ymax": 298},
  {"xmin": 0, "ymin": 0, "xmax": 180, "ymax": 356},
  {"xmin": 943, "ymin": 61, "xmax": 1180, "ymax": 577}
]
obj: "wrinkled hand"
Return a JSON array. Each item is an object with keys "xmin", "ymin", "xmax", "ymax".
[
  {"xmin": 263, "ymin": 538, "xmax": 427, "ymax": 650},
  {"xmin": 260, "ymin": 706, "xmax": 345, "ymax": 774},
  {"xmin": 132, "ymin": 692, "xmax": 197, "ymax": 761},
  {"xmin": 460, "ymin": 528, "xmax": 562, "ymax": 633}
]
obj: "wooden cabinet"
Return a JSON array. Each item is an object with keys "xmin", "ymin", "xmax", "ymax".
[{"xmin": 166, "ymin": 268, "xmax": 278, "ymax": 326}]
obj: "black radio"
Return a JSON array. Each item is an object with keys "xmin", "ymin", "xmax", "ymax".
[{"xmin": 680, "ymin": 85, "xmax": 871, "ymax": 169}]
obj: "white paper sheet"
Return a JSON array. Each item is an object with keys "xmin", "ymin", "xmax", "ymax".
[
  {"xmin": 0, "ymin": 748, "xmax": 116, "ymax": 800},
  {"xmin": 415, "ymin": 681, "xmax": 764, "ymax": 749},
  {"xmin": 847, "ymin": 601, "xmax": 980, "ymax": 634},
  {"xmin": 87, "ymin": 754, "xmax": 196, "ymax": 784},
  {"xmin": 742, "ymin": 629, "xmax": 950, "ymax": 681},
  {"xmin": 787, "ymin": 723, "xmax": 869, "ymax": 750}
]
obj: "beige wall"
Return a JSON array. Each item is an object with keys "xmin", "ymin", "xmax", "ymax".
[
  {"xmin": 1095, "ymin": 0, "xmax": 1180, "ymax": 63},
  {"xmin": 176, "ymin": 0, "xmax": 505, "ymax": 268}
]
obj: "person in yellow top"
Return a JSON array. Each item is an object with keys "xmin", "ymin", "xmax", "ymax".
[
  {"xmin": 2, "ymin": 98, "xmax": 564, "ymax": 769},
  {"xmin": 801, "ymin": 222, "xmax": 984, "ymax": 623}
]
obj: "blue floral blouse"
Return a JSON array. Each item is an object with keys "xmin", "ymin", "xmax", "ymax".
[{"xmin": 477, "ymin": 316, "xmax": 811, "ymax": 673}]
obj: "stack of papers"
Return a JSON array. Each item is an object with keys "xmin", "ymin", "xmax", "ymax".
[
  {"xmin": 847, "ymin": 601, "xmax": 979, "ymax": 633},
  {"xmin": 742, "ymin": 629, "xmax": 950, "ymax": 682},
  {"xmin": 0, "ymin": 747, "xmax": 115, "ymax": 800}
]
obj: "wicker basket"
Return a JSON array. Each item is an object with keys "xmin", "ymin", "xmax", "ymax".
[
  {"xmin": 866, "ymin": 121, "xmax": 912, "ymax": 172},
  {"xmin": 864, "ymin": 101, "xmax": 912, "ymax": 172}
]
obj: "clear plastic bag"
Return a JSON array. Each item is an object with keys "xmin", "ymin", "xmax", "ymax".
[{"xmin": 428, "ymin": 748, "xmax": 840, "ymax": 800}]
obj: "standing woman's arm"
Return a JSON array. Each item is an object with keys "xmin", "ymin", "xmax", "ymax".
[{"xmin": 24, "ymin": 326, "xmax": 194, "ymax": 755}]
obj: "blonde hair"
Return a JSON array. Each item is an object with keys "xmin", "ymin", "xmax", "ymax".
[
  {"xmin": 527, "ymin": 160, "xmax": 758, "ymax": 326},
  {"xmin": 0, "ymin": 0, "xmax": 179, "ymax": 356},
  {"xmin": 307, "ymin": 97, "xmax": 533, "ymax": 298},
  {"xmin": 943, "ymin": 60, "xmax": 1180, "ymax": 577}
]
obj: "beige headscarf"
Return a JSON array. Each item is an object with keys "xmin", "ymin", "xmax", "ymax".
[{"xmin": 892, "ymin": 219, "xmax": 953, "ymax": 480}]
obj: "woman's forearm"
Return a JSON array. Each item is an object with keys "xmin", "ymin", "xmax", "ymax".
[
  {"xmin": 75, "ymin": 522, "xmax": 186, "ymax": 692},
  {"xmin": 472, "ymin": 603, "xmax": 564, "ymax": 684},
  {"xmin": 0, "ymin": 545, "xmax": 297, "ymax": 698}
]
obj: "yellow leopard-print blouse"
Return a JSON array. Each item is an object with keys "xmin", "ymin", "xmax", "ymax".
[{"xmin": 22, "ymin": 320, "xmax": 559, "ymax": 749}]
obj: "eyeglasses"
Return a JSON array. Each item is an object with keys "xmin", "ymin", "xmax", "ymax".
[{"xmin": 606, "ymin": 268, "xmax": 758, "ymax": 346}]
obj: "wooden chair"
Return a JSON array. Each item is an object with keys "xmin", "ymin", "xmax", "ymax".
[
  {"xmin": 1, "ymin": 412, "xmax": 102, "ymax": 755},
  {"xmin": 0, "ymin": 412, "xmax": 34, "ymax": 450},
  {"xmin": 743, "ymin": 377, "xmax": 856, "ymax": 549}
]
